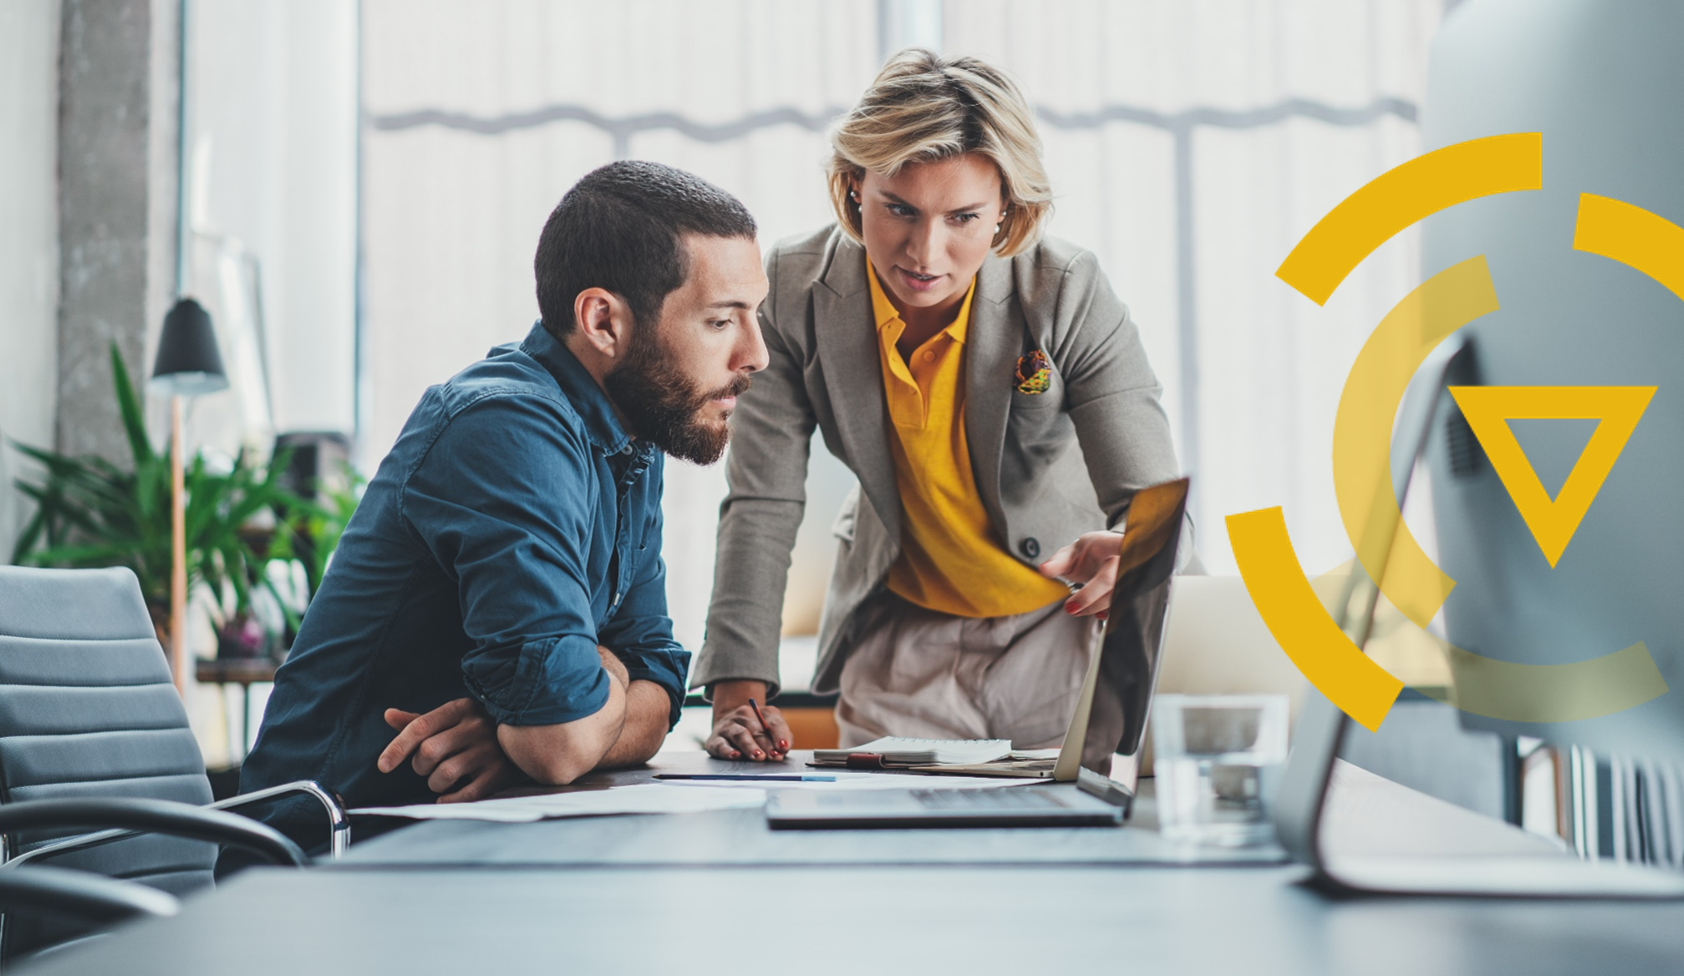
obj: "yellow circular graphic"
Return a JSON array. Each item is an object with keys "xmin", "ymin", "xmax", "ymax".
[{"xmin": 1234, "ymin": 133, "xmax": 1673, "ymax": 731}]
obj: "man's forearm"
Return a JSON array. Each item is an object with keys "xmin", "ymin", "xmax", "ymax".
[
  {"xmin": 596, "ymin": 679, "xmax": 672, "ymax": 769},
  {"xmin": 497, "ymin": 649, "xmax": 628, "ymax": 785}
]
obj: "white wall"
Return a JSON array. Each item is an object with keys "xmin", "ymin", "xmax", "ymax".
[{"xmin": 0, "ymin": 0, "xmax": 62, "ymax": 562}]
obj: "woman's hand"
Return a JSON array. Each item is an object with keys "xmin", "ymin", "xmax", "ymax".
[
  {"xmin": 705, "ymin": 680, "xmax": 792, "ymax": 761},
  {"xmin": 1037, "ymin": 530, "xmax": 1125, "ymax": 618}
]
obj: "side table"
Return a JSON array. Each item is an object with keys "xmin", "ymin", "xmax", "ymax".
[{"xmin": 195, "ymin": 657, "xmax": 280, "ymax": 763}]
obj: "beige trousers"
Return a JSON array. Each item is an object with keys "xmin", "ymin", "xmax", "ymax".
[{"xmin": 835, "ymin": 593, "xmax": 1099, "ymax": 750}]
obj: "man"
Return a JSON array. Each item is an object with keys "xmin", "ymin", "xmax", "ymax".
[{"xmin": 236, "ymin": 161, "xmax": 769, "ymax": 853}]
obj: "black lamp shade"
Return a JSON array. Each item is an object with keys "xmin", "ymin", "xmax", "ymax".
[{"xmin": 150, "ymin": 298, "xmax": 229, "ymax": 397}]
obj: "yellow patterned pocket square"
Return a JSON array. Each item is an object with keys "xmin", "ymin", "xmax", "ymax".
[{"xmin": 1014, "ymin": 349, "xmax": 1052, "ymax": 394}]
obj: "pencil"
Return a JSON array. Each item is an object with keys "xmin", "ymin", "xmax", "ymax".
[{"xmin": 748, "ymin": 697, "xmax": 780, "ymax": 756}]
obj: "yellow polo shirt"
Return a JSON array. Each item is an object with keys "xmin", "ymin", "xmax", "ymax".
[{"xmin": 869, "ymin": 262, "xmax": 1070, "ymax": 618}]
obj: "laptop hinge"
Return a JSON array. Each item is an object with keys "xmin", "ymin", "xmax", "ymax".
[{"xmin": 1076, "ymin": 766, "xmax": 1135, "ymax": 817}]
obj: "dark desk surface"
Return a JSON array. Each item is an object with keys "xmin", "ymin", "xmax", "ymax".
[
  {"xmin": 22, "ymin": 753, "xmax": 1673, "ymax": 976},
  {"xmin": 25, "ymin": 862, "xmax": 1684, "ymax": 975}
]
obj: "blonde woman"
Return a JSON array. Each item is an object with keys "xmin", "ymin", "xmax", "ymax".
[{"xmin": 695, "ymin": 50, "xmax": 1181, "ymax": 760}]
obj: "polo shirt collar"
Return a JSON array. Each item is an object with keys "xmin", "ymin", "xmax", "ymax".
[
  {"xmin": 865, "ymin": 260, "xmax": 975, "ymax": 345},
  {"xmin": 520, "ymin": 321, "xmax": 639, "ymax": 456}
]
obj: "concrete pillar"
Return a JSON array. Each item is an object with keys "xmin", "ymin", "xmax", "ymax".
[{"xmin": 55, "ymin": 0, "xmax": 179, "ymax": 462}]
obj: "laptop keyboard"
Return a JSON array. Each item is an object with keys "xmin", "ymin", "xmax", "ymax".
[{"xmin": 910, "ymin": 788, "xmax": 1067, "ymax": 810}]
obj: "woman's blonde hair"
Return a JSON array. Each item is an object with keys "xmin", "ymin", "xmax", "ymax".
[{"xmin": 827, "ymin": 49, "xmax": 1052, "ymax": 257}]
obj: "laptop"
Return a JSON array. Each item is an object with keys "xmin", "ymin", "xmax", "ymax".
[{"xmin": 765, "ymin": 477, "xmax": 1189, "ymax": 829}]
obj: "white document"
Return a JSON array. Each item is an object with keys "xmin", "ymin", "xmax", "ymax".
[{"xmin": 350, "ymin": 784, "xmax": 766, "ymax": 822}]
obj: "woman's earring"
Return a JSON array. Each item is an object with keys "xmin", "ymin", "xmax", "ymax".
[{"xmin": 850, "ymin": 191, "xmax": 860, "ymax": 203}]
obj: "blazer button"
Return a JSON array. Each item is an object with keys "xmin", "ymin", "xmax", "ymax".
[{"xmin": 1020, "ymin": 537, "xmax": 1040, "ymax": 559}]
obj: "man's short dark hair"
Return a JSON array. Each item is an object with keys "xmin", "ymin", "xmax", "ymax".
[{"xmin": 535, "ymin": 161, "xmax": 757, "ymax": 336}]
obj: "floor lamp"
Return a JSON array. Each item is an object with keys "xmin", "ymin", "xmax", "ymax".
[{"xmin": 150, "ymin": 298, "xmax": 228, "ymax": 692}]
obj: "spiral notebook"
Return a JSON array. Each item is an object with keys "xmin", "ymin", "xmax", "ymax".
[{"xmin": 810, "ymin": 736, "xmax": 1013, "ymax": 768}]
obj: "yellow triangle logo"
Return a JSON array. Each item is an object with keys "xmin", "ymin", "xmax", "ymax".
[{"xmin": 1447, "ymin": 386, "xmax": 1655, "ymax": 567}]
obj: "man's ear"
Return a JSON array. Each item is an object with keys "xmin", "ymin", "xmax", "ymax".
[{"xmin": 572, "ymin": 287, "xmax": 633, "ymax": 359}]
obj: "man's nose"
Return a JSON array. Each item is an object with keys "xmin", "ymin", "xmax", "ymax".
[{"xmin": 735, "ymin": 316, "xmax": 770, "ymax": 374}]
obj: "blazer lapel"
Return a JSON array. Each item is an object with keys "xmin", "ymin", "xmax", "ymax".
[
  {"xmin": 965, "ymin": 253, "xmax": 1021, "ymax": 536},
  {"xmin": 814, "ymin": 238, "xmax": 902, "ymax": 543}
]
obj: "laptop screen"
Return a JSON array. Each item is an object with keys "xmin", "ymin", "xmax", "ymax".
[{"xmin": 1077, "ymin": 477, "xmax": 1189, "ymax": 776}]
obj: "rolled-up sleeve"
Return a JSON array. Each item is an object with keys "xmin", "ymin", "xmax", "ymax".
[
  {"xmin": 399, "ymin": 394, "xmax": 611, "ymax": 727},
  {"xmin": 599, "ymin": 470, "xmax": 690, "ymax": 729}
]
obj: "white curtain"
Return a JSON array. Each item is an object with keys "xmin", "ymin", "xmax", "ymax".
[
  {"xmin": 361, "ymin": 0, "xmax": 1446, "ymax": 652},
  {"xmin": 185, "ymin": 0, "xmax": 360, "ymax": 455}
]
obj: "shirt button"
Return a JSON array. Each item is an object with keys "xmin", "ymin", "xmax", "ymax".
[
  {"xmin": 922, "ymin": 350, "xmax": 936, "ymax": 363},
  {"xmin": 1020, "ymin": 537, "xmax": 1040, "ymax": 559}
]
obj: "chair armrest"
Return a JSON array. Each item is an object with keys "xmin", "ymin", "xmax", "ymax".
[
  {"xmin": 211, "ymin": 780, "xmax": 351, "ymax": 857},
  {"xmin": 0, "ymin": 864, "xmax": 180, "ymax": 924},
  {"xmin": 4, "ymin": 782, "xmax": 348, "ymax": 868},
  {"xmin": 0, "ymin": 798, "xmax": 306, "ymax": 867}
]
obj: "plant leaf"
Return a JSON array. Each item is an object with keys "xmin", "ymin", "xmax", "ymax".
[{"xmin": 109, "ymin": 342, "xmax": 155, "ymax": 467}]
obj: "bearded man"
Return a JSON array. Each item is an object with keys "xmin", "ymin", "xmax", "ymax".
[{"xmin": 234, "ymin": 162, "xmax": 768, "ymax": 855}]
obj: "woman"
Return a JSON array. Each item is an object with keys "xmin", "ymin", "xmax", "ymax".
[{"xmin": 694, "ymin": 49, "xmax": 1181, "ymax": 760}]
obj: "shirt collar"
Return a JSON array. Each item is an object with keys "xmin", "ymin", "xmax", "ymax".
[
  {"xmin": 519, "ymin": 321, "xmax": 640, "ymax": 457},
  {"xmin": 865, "ymin": 260, "xmax": 976, "ymax": 346}
]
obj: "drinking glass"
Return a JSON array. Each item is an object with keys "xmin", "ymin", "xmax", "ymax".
[{"xmin": 1152, "ymin": 694, "xmax": 1289, "ymax": 846}]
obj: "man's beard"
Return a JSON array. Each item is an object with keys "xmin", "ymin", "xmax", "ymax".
[{"xmin": 604, "ymin": 334, "xmax": 750, "ymax": 465}]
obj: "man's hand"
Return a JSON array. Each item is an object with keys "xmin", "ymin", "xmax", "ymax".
[
  {"xmin": 706, "ymin": 679, "xmax": 792, "ymax": 761},
  {"xmin": 1038, "ymin": 530, "xmax": 1125, "ymax": 618},
  {"xmin": 378, "ymin": 698, "xmax": 523, "ymax": 803}
]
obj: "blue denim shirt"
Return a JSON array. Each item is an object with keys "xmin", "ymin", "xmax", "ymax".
[{"xmin": 240, "ymin": 323, "xmax": 688, "ymax": 839}]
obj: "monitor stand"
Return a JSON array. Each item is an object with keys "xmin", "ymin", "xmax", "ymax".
[{"xmin": 1272, "ymin": 691, "xmax": 1684, "ymax": 899}]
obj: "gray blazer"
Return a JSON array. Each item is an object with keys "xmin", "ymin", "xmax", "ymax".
[{"xmin": 692, "ymin": 225, "xmax": 1180, "ymax": 697}]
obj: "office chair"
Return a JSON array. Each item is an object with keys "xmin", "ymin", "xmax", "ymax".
[
  {"xmin": 0, "ymin": 566, "xmax": 346, "ymax": 958},
  {"xmin": 0, "ymin": 797, "xmax": 309, "ymax": 957},
  {"xmin": 0, "ymin": 863, "xmax": 183, "ymax": 924}
]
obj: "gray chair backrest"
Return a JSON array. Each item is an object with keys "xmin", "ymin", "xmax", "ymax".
[{"xmin": 0, "ymin": 566, "xmax": 215, "ymax": 955}]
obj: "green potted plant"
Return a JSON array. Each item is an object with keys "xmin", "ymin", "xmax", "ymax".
[
  {"xmin": 270, "ymin": 462, "xmax": 363, "ymax": 604},
  {"xmin": 9, "ymin": 343, "xmax": 307, "ymax": 654}
]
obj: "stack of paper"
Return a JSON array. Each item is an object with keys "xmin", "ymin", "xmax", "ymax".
[
  {"xmin": 812, "ymin": 736, "xmax": 1013, "ymax": 767},
  {"xmin": 657, "ymin": 772, "xmax": 1027, "ymax": 791}
]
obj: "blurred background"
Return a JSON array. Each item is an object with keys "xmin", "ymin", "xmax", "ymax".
[{"xmin": 1, "ymin": 0, "xmax": 1448, "ymax": 765}]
